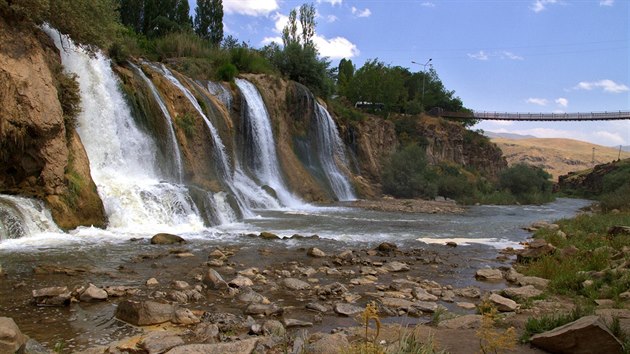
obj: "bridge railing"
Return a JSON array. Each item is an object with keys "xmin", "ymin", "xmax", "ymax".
[{"xmin": 441, "ymin": 110, "xmax": 630, "ymax": 121}]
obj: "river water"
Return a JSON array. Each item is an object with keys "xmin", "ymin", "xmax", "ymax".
[{"xmin": 0, "ymin": 198, "xmax": 590, "ymax": 349}]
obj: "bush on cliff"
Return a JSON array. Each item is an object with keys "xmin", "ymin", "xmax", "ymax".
[
  {"xmin": 499, "ymin": 164, "xmax": 553, "ymax": 199},
  {"xmin": 382, "ymin": 144, "xmax": 438, "ymax": 199}
]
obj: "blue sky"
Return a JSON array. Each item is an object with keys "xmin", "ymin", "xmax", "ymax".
[{"xmin": 189, "ymin": 0, "xmax": 629, "ymax": 147}]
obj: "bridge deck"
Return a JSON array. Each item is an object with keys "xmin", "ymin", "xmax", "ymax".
[{"xmin": 441, "ymin": 110, "xmax": 630, "ymax": 121}]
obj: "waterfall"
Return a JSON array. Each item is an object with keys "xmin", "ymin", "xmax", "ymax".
[
  {"xmin": 44, "ymin": 27, "xmax": 204, "ymax": 232},
  {"xmin": 0, "ymin": 195, "xmax": 61, "ymax": 240},
  {"xmin": 207, "ymin": 81, "xmax": 232, "ymax": 110},
  {"xmin": 235, "ymin": 79, "xmax": 303, "ymax": 208},
  {"xmin": 128, "ymin": 63, "xmax": 184, "ymax": 183},
  {"xmin": 314, "ymin": 103, "xmax": 356, "ymax": 201},
  {"xmin": 153, "ymin": 66, "xmax": 280, "ymax": 214}
]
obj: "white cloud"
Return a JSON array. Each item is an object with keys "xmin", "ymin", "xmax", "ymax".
[
  {"xmin": 530, "ymin": 0, "xmax": 558, "ymax": 13},
  {"xmin": 261, "ymin": 36, "xmax": 283, "ymax": 46},
  {"xmin": 325, "ymin": 15, "xmax": 339, "ymax": 23},
  {"xmin": 421, "ymin": 2, "xmax": 436, "ymax": 7},
  {"xmin": 272, "ymin": 12, "xmax": 288, "ymax": 33},
  {"xmin": 223, "ymin": 0, "xmax": 279, "ymax": 16},
  {"xmin": 555, "ymin": 97, "xmax": 568, "ymax": 107},
  {"xmin": 313, "ymin": 36, "xmax": 360, "ymax": 59},
  {"xmin": 468, "ymin": 50, "xmax": 489, "ymax": 61},
  {"xmin": 594, "ymin": 131, "xmax": 625, "ymax": 145},
  {"xmin": 351, "ymin": 7, "xmax": 372, "ymax": 18},
  {"xmin": 574, "ymin": 79, "xmax": 629, "ymax": 93},
  {"xmin": 501, "ymin": 51, "xmax": 524, "ymax": 60},
  {"xmin": 526, "ymin": 98, "xmax": 549, "ymax": 106},
  {"xmin": 486, "ymin": 121, "xmax": 515, "ymax": 127},
  {"xmin": 600, "ymin": 0, "xmax": 614, "ymax": 6},
  {"xmin": 317, "ymin": 0, "xmax": 343, "ymax": 5}
]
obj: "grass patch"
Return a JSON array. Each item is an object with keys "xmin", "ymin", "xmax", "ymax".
[
  {"xmin": 176, "ymin": 112, "xmax": 195, "ymax": 138},
  {"xmin": 520, "ymin": 303, "xmax": 594, "ymax": 342}
]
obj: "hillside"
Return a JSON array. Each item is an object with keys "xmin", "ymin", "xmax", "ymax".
[{"xmin": 491, "ymin": 137, "xmax": 630, "ymax": 181}]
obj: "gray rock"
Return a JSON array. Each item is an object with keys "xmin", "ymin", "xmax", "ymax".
[
  {"xmin": 413, "ymin": 301, "xmax": 439, "ymax": 313},
  {"xmin": 306, "ymin": 302, "xmax": 331, "ymax": 313},
  {"xmin": 194, "ymin": 323, "xmax": 219, "ymax": 343},
  {"xmin": 168, "ymin": 290, "xmax": 189, "ymax": 303},
  {"xmin": 244, "ymin": 303, "xmax": 282, "ymax": 316},
  {"xmin": 141, "ymin": 331, "xmax": 185, "ymax": 354},
  {"xmin": 165, "ymin": 338, "xmax": 258, "ymax": 354},
  {"xmin": 23, "ymin": 338, "xmax": 49, "ymax": 354},
  {"xmin": 203, "ymin": 269, "xmax": 228, "ymax": 290},
  {"xmin": 381, "ymin": 297, "xmax": 415, "ymax": 310},
  {"xmin": 115, "ymin": 300, "xmax": 175, "ymax": 326},
  {"xmin": 454, "ymin": 286, "xmax": 481, "ymax": 299},
  {"xmin": 475, "ymin": 268, "xmax": 503, "ymax": 281},
  {"xmin": 531, "ymin": 315, "xmax": 623, "ymax": 354},
  {"xmin": 307, "ymin": 247, "xmax": 326, "ymax": 258},
  {"xmin": 519, "ymin": 276, "xmax": 549, "ymax": 289},
  {"xmin": 238, "ymin": 288, "xmax": 268, "ymax": 304},
  {"xmin": 489, "ymin": 293, "xmax": 519, "ymax": 312},
  {"xmin": 0, "ymin": 317, "xmax": 27, "ymax": 354},
  {"xmin": 438, "ymin": 314, "xmax": 483, "ymax": 329},
  {"xmin": 441, "ymin": 289, "xmax": 455, "ymax": 302},
  {"xmin": 229, "ymin": 275, "xmax": 254, "ymax": 288},
  {"xmin": 504, "ymin": 267, "xmax": 524, "ymax": 283},
  {"xmin": 412, "ymin": 287, "xmax": 439, "ymax": 301},
  {"xmin": 503, "ymin": 285, "xmax": 543, "ymax": 300},
  {"xmin": 172, "ymin": 308, "xmax": 200, "ymax": 325},
  {"xmin": 284, "ymin": 318, "xmax": 313, "ymax": 328},
  {"xmin": 104, "ymin": 285, "xmax": 140, "ymax": 297},
  {"xmin": 309, "ymin": 333, "xmax": 350, "ymax": 354},
  {"xmin": 32, "ymin": 286, "xmax": 72, "ymax": 306},
  {"xmin": 172, "ymin": 280, "xmax": 189, "ymax": 290},
  {"xmin": 262, "ymin": 320, "xmax": 286, "ymax": 337},
  {"xmin": 282, "ymin": 278, "xmax": 311, "ymax": 291},
  {"xmin": 456, "ymin": 302, "xmax": 477, "ymax": 310},
  {"xmin": 151, "ymin": 233, "xmax": 186, "ymax": 245},
  {"xmin": 79, "ymin": 283, "xmax": 108, "ymax": 302},
  {"xmin": 317, "ymin": 282, "xmax": 348, "ymax": 297},
  {"xmin": 334, "ymin": 303, "xmax": 363, "ymax": 316},
  {"xmin": 382, "ymin": 261, "xmax": 409, "ymax": 272}
]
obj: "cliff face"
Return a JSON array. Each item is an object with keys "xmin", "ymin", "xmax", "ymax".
[
  {"xmin": 0, "ymin": 17, "xmax": 105, "ymax": 229},
  {"xmin": 558, "ymin": 158, "xmax": 630, "ymax": 196}
]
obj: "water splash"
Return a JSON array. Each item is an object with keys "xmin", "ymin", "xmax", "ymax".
[{"xmin": 0, "ymin": 195, "xmax": 61, "ymax": 240}]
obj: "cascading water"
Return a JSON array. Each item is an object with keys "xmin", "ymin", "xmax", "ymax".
[
  {"xmin": 153, "ymin": 65, "xmax": 280, "ymax": 214},
  {"xmin": 0, "ymin": 195, "xmax": 61, "ymax": 240},
  {"xmin": 235, "ymin": 79, "xmax": 303, "ymax": 208},
  {"xmin": 207, "ymin": 81, "xmax": 232, "ymax": 110},
  {"xmin": 128, "ymin": 63, "xmax": 184, "ymax": 183},
  {"xmin": 44, "ymin": 27, "xmax": 204, "ymax": 232},
  {"xmin": 314, "ymin": 103, "xmax": 356, "ymax": 201}
]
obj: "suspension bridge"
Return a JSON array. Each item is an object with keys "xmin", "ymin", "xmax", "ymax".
[{"xmin": 437, "ymin": 110, "xmax": 630, "ymax": 121}]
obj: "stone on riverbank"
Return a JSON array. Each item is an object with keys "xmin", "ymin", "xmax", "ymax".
[
  {"xmin": 438, "ymin": 314, "xmax": 483, "ymax": 329},
  {"xmin": 0, "ymin": 317, "xmax": 27, "ymax": 353},
  {"xmin": 32, "ymin": 286, "xmax": 72, "ymax": 306},
  {"xmin": 203, "ymin": 269, "xmax": 228, "ymax": 290},
  {"xmin": 308, "ymin": 333, "xmax": 350, "ymax": 354},
  {"xmin": 259, "ymin": 232, "xmax": 280, "ymax": 240},
  {"xmin": 140, "ymin": 331, "xmax": 185, "ymax": 354},
  {"xmin": 165, "ymin": 338, "xmax": 258, "ymax": 354},
  {"xmin": 115, "ymin": 300, "xmax": 175, "ymax": 326},
  {"xmin": 489, "ymin": 293, "xmax": 519, "ymax": 312},
  {"xmin": 503, "ymin": 285, "xmax": 542, "ymax": 301},
  {"xmin": 531, "ymin": 315, "xmax": 623, "ymax": 354},
  {"xmin": 475, "ymin": 268, "xmax": 503, "ymax": 281},
  {"xmin": 282, "ymin": 278, "xmax": 311, "ymax": 291},
  {"xmin": 307, "ymin": 247, "xmax": 326, "ymax": 258},
  {"xmin": 334, "ymin": 303, "xmax": 363, "ymax": 316},
  {"xmin": 79, "ymin": 283, "xmax": 108, "ymax": 302},
  {"xmin": 382, "ymin": 261, "xmax": 409, "ymax": 272},
  {"xmin": 151, "ymin": 233, "xmax": 186, "ymax": 245}
]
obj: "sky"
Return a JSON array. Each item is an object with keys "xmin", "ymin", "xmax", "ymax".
[{"xmin": 189, "ymin": 0, "xmax": 629, "ymax": 147}]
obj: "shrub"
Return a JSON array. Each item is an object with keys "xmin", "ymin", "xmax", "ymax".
[
  {"xmin": 499, "ymin": 163, "xmax": 552, "ymax": 196},
  {"xmin": 382, "ymin": 144, "xmax": 437, "ymax": 199},
  {"xmin": 55, "ymin": 69, "xmax": 81, "ymax": 136},
  {"xmin": 216, "ymin": 63, "xmax": 238, "ymax": 82}
]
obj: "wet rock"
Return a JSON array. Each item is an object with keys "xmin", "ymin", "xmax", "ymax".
[
  {"xmin": 172, "ymin": 280, "xmax": 189, "ymax": 290},
  {"xmin": 104, "ymin": 285, "xmax": 140, "ymax": 297},
  {"xmin": 32, "ymin": 286, "xmax": 72, "ymax": 306},
  {"xmin": 115, "ymin": 300, "xmax": 175, "ymax": 326},
  {"xmin": 350, "ymin": 276, "xmax": 377, "ymax": 285},
  {"xmin": 503, "ymin": 285, "xmax": 543, "ymax": 300},
  {"xmin": 238, "ymin": 267, "xmax": 259, "ymax": 278},
  {"xmin": 33, "ymin": 264, "xmax": 89, "ymax": 276},
  {"xmin": 608, "ymin": 226, "xmax": 630, "ymax": 237},
  {"xmin": 456, "ymin": 302, "xmax": 477, "ymax": 310},
  {"xmin": 334, "ymin": 303, "xmax": 363, "ymax": 317},
  {"xmin": 165, "ymin": 338, "xmax": 258, "ymax": 354},
  {"xmin": 151, "ymin": 233, "xmax": 186, "ymax": 245},
  {"xmin": 441, "ymin": 290, "xmax": 455, "ymax": 302},
  {"xmin": 238, "ymin": 288, "xmax": 269, "ymax": 304},
  {"xmin": 194, "ymin": 323, "xmax": 219, "ymax": 343},
  {"xmin": 306, "ymin": 302, "xmax": 330, "ymax": 313},
  {"xmin": 317, "ymin": 282, "xmax": 348, "ymax": 297},
  {"xmin": 168, "ymin": 290, "xmax": 189, "ymax": 303},
  {"xmin": 262, "ymin": 320, "xmax": 286, "ymax": 337},
  {"xmin": 172, "ymin": 308, "xmax": 200, "ymax": 325},
  {"xmin": 203, "ymin": 269, "xmax": 228, "ymax": 290},
  {"xmin": 504, "ymin": 267, "xmax": 524, "ymax": 283},
  {"xmin": 141, "ymin": 331, "xmax": 185, "ymax": 354},
  {"xmin": 23, "ymin": 338, "xmax": 49, "ymax": 354},
  {"xmin": 209, "ymin": 249, "xmax": 227, "ymax": 259},
  {"xmin": 454, "ymin": 286, "xmax": 481, "ymax": 299},
  {"xmin": 382, "ymin": 261, "xmax": 409, "ymax": 272},
  {"xmin": 446, "ymin": 241, "xmax": 457, "ymax": 247},
  {"xmin": 229, "ymin": 275, "xmax": 254, "ymax": 288},
  {"xmin": 79, "ymin": 283, "xmax": 108, "ymax": 302},
  {"xmin": 413, "ymin": 301, "xmax": 439, "ymax": 313},
  {"xmin": 438, "ymin": 314, "xmax": 483, "ymax": 329},
  {"xmin": 519, "ymin": 276, "xmax": 549, "ymax": 289},
  {"xmin": 244, "ymin": 303, "xmax": 282, "ymax": 316},
  {"xmin": 376, "ymin": 242, "xmax": 398, "ymax": 252},
  {"xmin": 282, "ymin": 278, "xmax": 311, "ymax": 291},
  {"xmin": 259, "ymin": 232, "xmax": 280, "ymax": 240},
  {"xmin": 531, "ymin": 315, "xmax": 623, "ymax": 354},
  {"xmin": 308, "ymin": 333, "xmax": 350, "ymax": 354},
  {"xmin": 307, "ymin": 247, "xmax": 326, "ymax": 258},
  {"xmin": 489, "ymin": 293, "xmax": 519, "ymax": 312},
  {"xmin": 284, "ymin": 318, "xmax": 313, "ymax": 328},
  {"xmin": 207, "ymin": 259, "xmax": 224, "ymax": 267},
  {"xmin": 146, "ymin": 278, "xmax": 160, "ymax": 286},
  {"xmin": 412, "ymin": 286, "xmax": 438, "ymax": 301},
  {"xmin": 0, "ymin": 317, "xmax": 27, "ymax": 353},
  {"xmin": 517, "ymin": 240, "xmax": 556, "ymax": 262},
  {"xmin": 475, "ymin": 268, "xmax": 503, "ymax": 281},
  {"xmin": 382, "ymin": 297, "xmax": 415, "ymax": 310}
]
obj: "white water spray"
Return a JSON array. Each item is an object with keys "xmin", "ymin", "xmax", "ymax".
[{"xmin": 0, "ymin": 195, "xmax": 61, "ymax": 240}]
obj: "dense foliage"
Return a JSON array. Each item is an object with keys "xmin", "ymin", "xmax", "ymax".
[
  {"xmin": 560, "ymin": 159, "xmax": 630, "ymax": 211},
  {"xmin": 382, "ymin": 144, "xmax": 437, "ymax": 199}
]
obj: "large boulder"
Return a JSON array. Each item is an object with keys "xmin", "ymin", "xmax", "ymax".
[
  {"xmin": 308, "ymin": 333, "xmax": 350, "ymax": 354},
  {"xmin": 165, "ymin": 338, "xmax": 258, "ymax": 354},
  {"xmin": 32, "ymin": 286, "xmax": 72, "ymax": 306},
  {"xmin": 79, "ymin": 283, "xmax": 108, "ymax": 302},
  {"xmin": 475, "ymin": 268, "xmax": 503, "ymax": 281},
  {"xmin": 151, "ymin": 233, "xmax": 186, "ymax": 245},
  {"xmin": 531, "ymin": 315, "xmax": 623, "ymax": 354},
  {"xmin": 0, "ymin": 317, "xmax": 27, "ymax": 353},
  {"xmin": 203, "ymin": 269, "xmax": 228, "ymax": 290},
  {"xmin": 488, "ymin": 293, "xmax": 519, "ymax": 312},
  {"xmin": 503, "ymin": 285, "xmax": 542, "ymax": 301},
  {"xmin": 115, "ymin": 300, "xmax": 175, "ymax": 326}
]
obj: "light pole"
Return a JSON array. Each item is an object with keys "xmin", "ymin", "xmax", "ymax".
[{"xmin": 411, "ymin": 58, "xmax": 432, "ymax": 108}]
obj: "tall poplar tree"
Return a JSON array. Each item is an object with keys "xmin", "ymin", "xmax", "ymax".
[{"xmin": 194, "ymin": 0, "xmax": 223, "ymax": 46}]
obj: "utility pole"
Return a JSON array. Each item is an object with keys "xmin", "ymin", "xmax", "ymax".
[
  {"xmin": 411, "ymin": 58, "xmax": 432, "ymax": 109},
  {"xmin": 592, "ymin": 147, "xmax": 596, "ymax": 166},
  {"xmin": 619, "ymin": 145, "xmax": 622, "ymax": 161}
]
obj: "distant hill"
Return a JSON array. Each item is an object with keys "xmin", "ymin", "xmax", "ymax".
[
  {"xmin": 491, "ymin": 137, "xmax": 630, "ymax": 181},
  {"xmin": 484, "ymin": 131, "xmax": 537, "ymax": 140},
  {"xmin": 622, "ymin": 146, "xmax": 630, "ymax": 152}
]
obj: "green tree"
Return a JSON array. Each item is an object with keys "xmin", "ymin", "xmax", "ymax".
[
  {"xmin": 48, "ymin": 0, "xmax": 120, "ymax": 49},
  {"xmin": 282, "ymin": 8, "xmax": 298, "ymax": 46},
  {"xmin": 299, "ymin": 3, "xmax": 316, "ymax": 47},
  {"xmin": 119, "ymin": 0, "xmax": 144, "ymax": 33},
  {"xmin": 499, "ymin": 164, "xmax": 552, "ymax": 196},
  {"xmin": 337, "ymin": 58, "xmax": 354, "ymax": 96},
  {"xmin": 382, "ymin": 144, "xmax": 437, "ymax": 199},
  {"xmin": 194, "ymin": 0, "xmax": 223, "ymax": 46}
]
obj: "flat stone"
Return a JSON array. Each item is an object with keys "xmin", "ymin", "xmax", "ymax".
[
  {"xmin": 175, "ymin": 252, "xmax": 194, "ymax": 258},
  {"xmin": 238, "ymin": 289, "xmax": 268, "ymax": 304},
  {"xmin": 115, "ymin": 300, "xmax": 175, "ymax": 326},
  {"xmin": 238, "ymin": 267, "xmax": 259, "ymax": 278},
  {"xmin": 203, "ymin": 269, "xmax": 228, "ymax": 290},
  {"xmin": 441, "ymin": 289, "xmax": 455, "ymax": 302},
  {"xmin": 172, "ymin": 308, "xmax": 200, "ymax": 325},
  {"xmin": 413, "ymin": 287, "xmax": 439, "ymax": 301},
  {"xmin": 456, "ymin": 302, "xmax": 477, "ymax": 310},
  {"xmin": 381, "ymin": 297, "xmax": 415, "ymax": 309},
  {"xmin": 489, "ymin": 293, "xmax": 519, "ymax": 312},
  {"xmin": 151, "ymin": 233, "xmax": 186, "ymax": 245},
  {"xmin": 194, "ymin": 323, "xmax": 219, "ymax": 342},
  {"xmin": 80, "ymin": 283, "xmax": 108, "ymax": 302},
  {"xmin": 519, "ymin": 276, "xmax": 549, "ymax": 289},
  {"xmin": 309, "ymin": 333, "xmax": 350, "ymax": 354},
  {"xmin": 0, "ymin": 317, "xmax": 27, "ymax": 354},
  {"xmin": 32, "ymin": 286, "xmax": 72, "ymax": 306},
  {"xmin": 262, "ymin": 320, "xmax": 286, "ymax": 337},
  {"xmin": 350, "ymin": 276, "xmax": 377, "ymax": 285},
  {"xmin": 282, "ymin": 278, "xmax": 311, "ymax": 291},
  {"xmin": 172, "ymin": 281, "xmax": 189, "ymax": 290},
  {"xmin": 382, "ymin": 261, "xmax": 409, "ymax": 272},
  {"xmin": 165, "ymin": 338, "xmax": 258, "ymax": 354},
  {"xmin": 307, "ymin": 247, "xmax": 326, "ymax": 258},
  {"xmin": 229, "ymin": 275, "xmax": 254, "ymax": 288},
  {"xmin": 141, "ymin": 331, "xmax": 184, "ymax": 354},
  {"xmin": 306, "ymin": 302, "xmax": 330, "ymax": 313},
  {"xmin": 413, "ymin": 301, "xmax": 439, "ymax": 313},
  {"xmin": 531, "ymin": 315, "xmax": 623, "ymax": 354},
  {"xmin": 284, "ymin": 318, "xmax": 313, "ymax": 328},
  {"xmin": 454, "ymin": 286, "xmax": 482, "ymax": 299},
  {"xmin": 208, "ymin": 249, "xmax": 226, "ymax": 259},
  {"xmin": 334, "ymin": 303, "xmax": 363, "ymax": 316},
  {"xmin": 244, "ymin": 303, "xmax": 282, "ymax": 316},
  {"xmin": 104, "ymin": 286, "xmax": 140, "ymax": 297},
  {"xmin": 503, "ymin": 285, "xmax": 543, "ymax": 300},
  {"xmin": 475, "ymin": 268, "xmax": 503, "ymax": 281},
  {"xmin": 438, "ymin": 314, "xmax": 483, "ymax": 329}
]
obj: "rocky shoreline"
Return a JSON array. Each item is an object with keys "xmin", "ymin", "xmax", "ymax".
[
  {"xmin": 0, "ymin": 221, "xmax": 626, "ymax": 353},
  {"xmin": 350, "ymin": 197, "xmax": 465, "ymax": 214}
]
